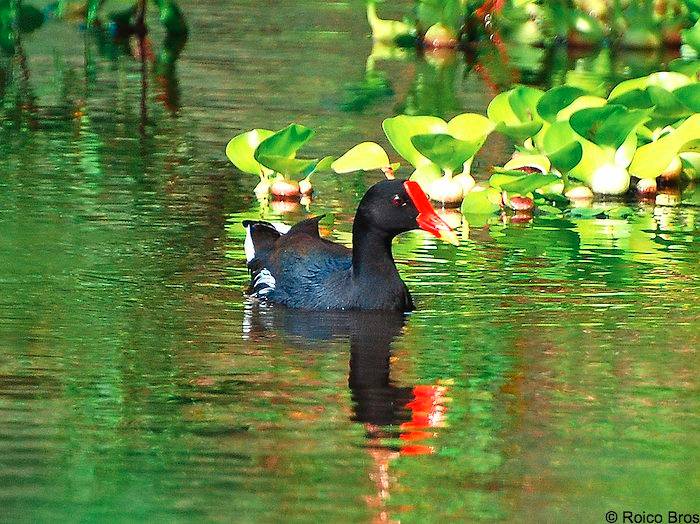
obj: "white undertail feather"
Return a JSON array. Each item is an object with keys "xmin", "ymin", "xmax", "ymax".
[
  {"xmin": 245, "ymin": 222, "xmax": 286, "ymax": 296},
  {"xmin": 244, "ymin": 222, "xmax": 291, "ymax": 264},
  {"xmin": 244, "ymin": 225, "xmax": 256, "ymax": 263},
  {"xmin": 272, "ymin": 222, "xmax": 291, "ymax": 234}
]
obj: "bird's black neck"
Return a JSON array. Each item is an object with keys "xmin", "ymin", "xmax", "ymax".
[{"xmin": 351, "ymin": 216, "xmax": 400, "ymax": 280}]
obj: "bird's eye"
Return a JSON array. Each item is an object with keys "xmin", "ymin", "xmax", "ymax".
[{"xmin": 392, "ymin": 194, "xmax": 405, "ymax": 207}]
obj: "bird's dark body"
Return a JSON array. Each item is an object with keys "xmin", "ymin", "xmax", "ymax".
[
  {"xmin": 244, "ymin": 217, "xmax": 414, "ymax": 311},
  {"xmin": 241, "ymin": 179, "xmax": 449, "ymax": 311}
]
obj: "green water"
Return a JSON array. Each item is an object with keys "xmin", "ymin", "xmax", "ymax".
[{"xmin": 1, "ymin": 1, "xmax": 699, "ymax": 522}]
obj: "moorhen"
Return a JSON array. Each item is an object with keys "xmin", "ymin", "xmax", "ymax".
[{"xmin": 243, "ymin": 179, "xmax": 458, "ymax": 311}]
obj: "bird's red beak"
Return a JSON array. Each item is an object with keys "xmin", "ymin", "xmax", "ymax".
[{"xmin": 404, "ymin": 180, "xmax": 459, "ymax": 246}]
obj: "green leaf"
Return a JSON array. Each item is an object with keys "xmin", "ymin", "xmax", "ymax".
[
  {"xmin": 608, "ymin": 72, "xmax": 692, "ymax": 100},
  {"xmin": 608, "ymin": 88, "xmax": 654, "ymax": 110},
  {"xmin": 255, "ymin": 124, "xmax": 314, "ymax": 161},
  {"xmin": 537, "ymin": 86, "xmax": 586, "ymax": 122},
  {"xmin": 256, "ymin": 156, "xmax": 318, "ymax": 178},
  {"xmin": 542, "ymin": 120, "xmax": 578, "ymax": 152},
  {"xmin": 682, "ymin": 19, "xmax": 700, "ymax": 52},
  {"xmin": 487, "ymin": 86, "xmax": 544, "ymax": 127},
  {"xmin": 537, "ymin": 204, "xmax": 564, "ymax": 215},
  {"xmin": 547, "ymin": 141, "xmax": 583, "ymax": 174},
  {"xmin": 669, "ymin": 58, "xmax": 700, "ymax": 78},
  {"xmin": 509, "ymin": 86, "xmax": 545, "ymax": 122},
  {"xmin": 674, "ymin": 84, "xmax": 700, "ymax": 113},
  {"xmin": 312, "ymin": 156, "xmax": 335, "ymax": 175},
  {"xmin": 382, "ymin": 115, "xmax": 448, "ymax": 167},
  {"xmin": 503, "ymin": 153, "xmax": 551, "ymax": 173},
  {"xmin": 410, "ymin": 134, "xmax": 481, "ymax": 173},
  {"xmin": 460, "ymin": 187, "xmax": 502, "ymax": 215},
  {"xmin": 492, "ymin": 172, "xmax": 560, "ymax": 195},
  {"xmin": 646, "ymin": 86, "xmax": 688, "ymax": 119},
  {"xmin": 569, "ymin": 105, "xmax": 648, "ymax": 149},
  {"xmin": 409, "ymin": 163, "xmax": 442, "ymax": 186},
  {"xmin": 629, "ymin": 114, "xmax": 700, "ymax": 179},
  {"xmin": 494, "ymin": 121, "xmax": 543, "ymax": 143},
  {"xmin": 225, "ymin": 129, "xmax": 275, "ymax": 175},
  {"xmin": 332, "ymin": 142, "xmax": 390, "ymax": 173},
  {"xmin": 447, "ymin": 113, "xmax": 495, "ymax": 143},
  {"xmin": 556, "ymin": 95, "xmax": 607, "ymax": 120},
  {"xmin": 489, "ymin": 171, "xmax": 528, "ymax": 189},
  {"xmin": 487, "ymin": 91, "xmax": 518, "ymax": 125},
  {"xmin": 258, "ymin": 154, "xmax": 334, "ymax": 180}
]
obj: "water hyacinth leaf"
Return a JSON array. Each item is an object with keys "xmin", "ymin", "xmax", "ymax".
[
  {"xmin": 226, "ymin": 129, "xmax": 275, "ymax": 175},
  {"xmin": 669, "ymin": 58, "xmax": 700, "ymax": 78},
  {"xmin": 487, "ymin": 86, "xmax": 543, "ymax": 127},
  {"xmin": 680, "ymin": 151, "xmax": 700, "ymax": 180},
  {"xmin": 570, "ymin": 105, "xmax": 648, "ymax": 149},
  {"xmin": 556, "ymin": 95, "xmax": 607, "ymax": 121},
  {"xmin": 537, "ymin": 191, "xmax": 569, "ymax": 206},
  {"xmin": 615, "ymin": 132, "xmax": 638, "ymax": 169},
  {"xmin": 310, "ymin": 156, "xmax": 335, "ymax": 176},
  {"xmin": 460, "ymin": 187, "xmax": 501, "ymax": 215},
  {"xmin": 674, "ymin": 84, "xmax": 700, "ymax": 113},
  {"xmin": 596, "ymin": 110, "xmax": 649, "ymax": 149},
  {"xmin": 646, "ymin": 86, "xmax": 688, "ymax": 119},
  {"xmin": 508, "ymin": 86, "xmax": 545, "ymax": 122},
  {"xmin": 498, "ymin": 172, "xmax": 560, "ymax": 195},
  {"xmin": 409, "ymin": 163, "xmax": 442, "ymax": 187},
  {"xmin": 537, "ymin": 204, "xmax": 564, "ymax": 215},
  {"xmin": 568, "ymin": 141, "xmax": 616, "ymax": 187},
  {"xmin": 608, "ymin": 72, "xmax": 692, "ymax": 100},
  {"xmin": 537, "ymin": 86, "xmax": 586, "ymax": 122},
  {"xmin": 255, "ymin": 124, "xmax": 315, "ymax": 161},
  {"xmin": 332, "ymin": 142, "xmax": 390, "ymax": 173},
  {"xmin": 410, "ymin": 134, "xmax": 481, "ymax": 173},
  {"xmin": 682, "ymin": 20, "xmax": 700, "ymax": 53},
  {"xmin": 256, "ymin": 156, "xmax": 319, "ymax": 178},
  {"xmin": 267, "ymin": 155, "xmax": 334, "ymax": 180},
  {"xmin": 489, "ymin": 171, "xmax": 528, "ymax": 189},
  {"xmin": 608, "ymin": 88, "xmax": 653, "ymax": 110},
  {"xmin": 542, "ymin": 120, "xmax": 578, "ymax": 152},
  {"xmin": 503, "ymin": 153, "xmax": 551, "ymax": 173},
  {"xmin": 382, "ymin": 115, "xmax": 448, "ymax": 167},
  {"xmin": 629, "ymin": 114, "xmax": 700, "ymax": 179},
  {"xmin": 494, "ymin": 121, "xmax": 543, "ymax": 143},
  {"xmin": 447, "ymin": 113, "xmax": 494, "ymax": 144},
  {"xmin": 486, "ymin": 91, "xmax": 517, "ymax": 125},
  {"xmin": 547, "ymin": 141, "xmax": 583, "ymax": 173}
]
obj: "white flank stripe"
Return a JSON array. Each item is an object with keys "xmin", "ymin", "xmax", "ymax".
[{"xmin": 253, "ymin": 268, "xmax": 276, "ymax": 294}]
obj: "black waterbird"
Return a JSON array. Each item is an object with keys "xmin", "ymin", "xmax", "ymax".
[{"xmin": 243, "ymin": 179, "xmax": 458, "ymax": 311}]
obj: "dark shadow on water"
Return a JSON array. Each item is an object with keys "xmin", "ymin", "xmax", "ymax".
[
  {"xmin": 242, "ymin": 301, "xmax": 450, "ymax": 519},
  {"xmin": 242, "ymin": 302, "xmax": 414, "ymax": 428}
]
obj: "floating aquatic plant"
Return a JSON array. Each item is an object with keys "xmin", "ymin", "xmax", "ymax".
[
  {"xmin": 226, "ymin": 124, "xmax": 332, "ymax": 200},
  {"xmin": 382, "ymin": 113, "xmax": 494, "ymax": 205},
  {"xmin": 487, "ymin": 85, "xmax": 544, "ymax": 145},
  {"xmin": 331, "ymin": 142, "xmax": 399, "ymax": 178}
]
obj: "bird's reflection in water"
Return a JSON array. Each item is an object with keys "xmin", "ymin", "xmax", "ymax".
[{"xmin": 243, "ymin": 301, "xmax": 450, "ymax": 523}]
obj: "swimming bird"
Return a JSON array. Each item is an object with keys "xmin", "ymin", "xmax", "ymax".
[{"xmin": 242, "ymin": 179, "xmax": 458, "ymax": 311}]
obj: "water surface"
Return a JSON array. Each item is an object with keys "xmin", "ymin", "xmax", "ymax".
[{"xmin": 1, "ymin": 1, "xmax": 698, "ymax": 522}]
